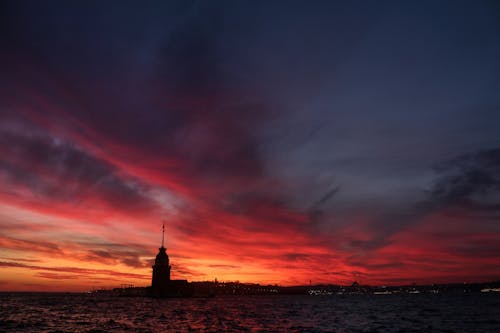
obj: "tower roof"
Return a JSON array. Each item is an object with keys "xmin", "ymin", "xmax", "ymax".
[
  {"xmin": 154, "ymin": 223, "xmax": 170, "ymax": 266},
  {"xmin": 155, "ymin": 246, "xmax": 169, "ymax": 265}
]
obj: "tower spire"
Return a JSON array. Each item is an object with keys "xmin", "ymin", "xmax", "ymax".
[{"xmin": 161, "ymin": 222, "xmax": 165, "ymax": 248}]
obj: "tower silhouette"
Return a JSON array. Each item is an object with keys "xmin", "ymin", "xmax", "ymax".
[{"xmin": 152, "ymin": 223, "xmax": 171, "ymax": 295}]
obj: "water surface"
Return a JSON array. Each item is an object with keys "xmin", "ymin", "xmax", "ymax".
[{"xmin": 1, "ymin": 293, "xmax": 499, "ymax": 332}]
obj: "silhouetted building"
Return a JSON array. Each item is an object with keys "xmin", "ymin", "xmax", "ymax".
[
  {"xmin": 150, "ymin": 224, "xmax": 192, "ymax": 297},
  {"xmin": 151, "ymin": 247, "xmax": 171, "ymax": 294}
]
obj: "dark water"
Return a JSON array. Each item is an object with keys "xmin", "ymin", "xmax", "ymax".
[{"xmin": 1, "ymin": 293, "xmax": 499, "ymax": 332}]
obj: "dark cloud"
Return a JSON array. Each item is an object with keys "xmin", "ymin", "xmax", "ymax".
[
  {"xmin": 35, "ymin": 272, "xmax": 80, "ymax": 280},
  {"xmin": 142, "ymin": 5, "xmax": 269, "ymax": 184},
  {"xmin": 159, "ymin": 4, "xmax": 226, "ymax": 98},
  {"xmin": 0, "ymin": 234, "xmax": 154, "ymax": 271},
  {"xmin": 170, "ymin": 263, "xmax": 204, "ymax": 279},
  {"xmin": 282, "ymin": 253, "xmax": 312, "ymax": 262},
  {"xmin": 0, "ymin": 261, "xmax": 149, "ymax": 280},
  {"xmin": 450, "ymin": 239, "xmax": 500, "ymax": 259},
  {"xmin": 0, "ymin": 124, "xmax": 159, "ymax": 215},
  {"xmin": 81, "ymin": 242, "xmax": 153, "ymax": 269},
  {"xmin": 0, "ymin": 234, "xmax": 63, "ymax": 255},
  {"xmin": 0, "ymin": 257, "xmax": 40, "ymax": 263},
  {"xmin": 412, "ymin": 148, "xmax": 499, "ymax": 221},
  {"xmin": 208, "ymin": 264, "xmax": 241, "ymax": 269},
  {"xmin": 311, "ymin": 186, "xmax": 340, "ymax": 209},
  {"xmin": 331, "ymin": 148, "xmax": 500, "ymax": 257},
  {"xmin": 0, "ymin": 1, "xmax": 271, "ymax": 191},
  {"xmin": 90, "ymin": 250, "xmax": 113, "ymax": 259},
  {"xmin": 221, "ymin": 192, "xmax": 285, "ymax": 217},
  {"xmin": 426, "ymin": 148, "xmax": 500, "ymax": 213},
  {"xmin": 306, "ymin": 186, "xmax": 340, "ymax": 227}
]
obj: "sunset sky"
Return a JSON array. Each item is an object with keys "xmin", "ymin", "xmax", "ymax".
[{"xmin": 1, "ymin": 1, "xmax": 500, "ymax": 291}]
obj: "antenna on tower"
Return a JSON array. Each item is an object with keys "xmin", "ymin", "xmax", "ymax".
[{"xmin": 161, "ymin": 221, "xmax": 165, "ymax": 248}]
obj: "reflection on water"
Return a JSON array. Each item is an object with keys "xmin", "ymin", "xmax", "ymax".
[{"xmin": 1, "ymin": 293, "xmax": 499, "ymax": 332}]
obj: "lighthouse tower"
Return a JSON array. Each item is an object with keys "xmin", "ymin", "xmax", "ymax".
[{"xmin": 151, "ymin": 223, "xmax": 171, "ymax": 295}]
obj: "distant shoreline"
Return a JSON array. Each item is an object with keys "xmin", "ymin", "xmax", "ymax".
[{"xmin": 2, "ymin": 280, "xmax": 499, "ymax": 295}]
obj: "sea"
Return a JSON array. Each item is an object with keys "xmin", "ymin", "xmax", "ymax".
[{"xmin": 1, "ymin": 292, "xmax": 499, "ymax": 333}]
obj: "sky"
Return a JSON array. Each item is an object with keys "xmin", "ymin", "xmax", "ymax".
[{"xmin": 1, "ymin": 0, "xmax": 500, "ymax": 291}]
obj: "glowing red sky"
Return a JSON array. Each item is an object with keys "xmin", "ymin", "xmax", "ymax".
[{"xmin": 1, "ymin": 1, "xmax": 500, "ymax": 291}]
